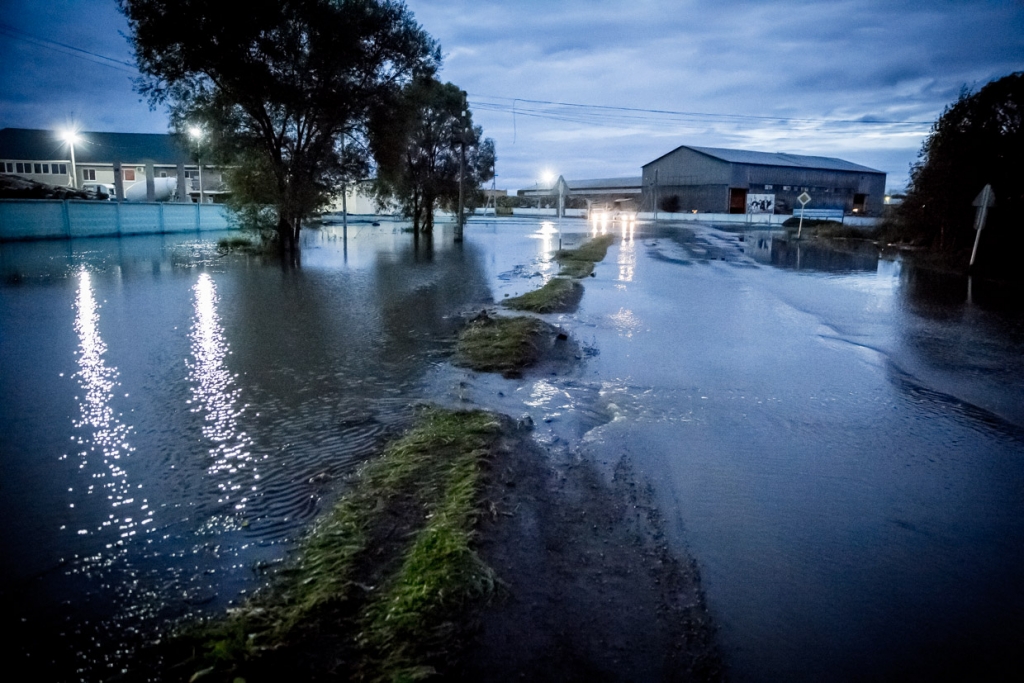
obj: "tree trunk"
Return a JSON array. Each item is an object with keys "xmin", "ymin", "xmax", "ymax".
[{"xmin": 422, "ymin": 196, "xmax": 434, "ymax": 233}]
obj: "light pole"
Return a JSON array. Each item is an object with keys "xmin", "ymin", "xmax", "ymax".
[
  {"xmin": 62, "ymin": 130, "xmax": 80, "ymax": 189},
  {"xmin": 188, "ymin": 126, "xmax": 204, "ymax": 204},
  {"xmin": 455, "ymin": 98, "xmax": 470, "ymax": 243}
]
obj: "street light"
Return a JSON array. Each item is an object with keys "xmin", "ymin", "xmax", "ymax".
[
  {"xmin": 188, "ymin": 126, "xmax": 204, "ymax": 204},
  {"xmin": 61, "ymin": 130, "xmax": 80, "ymax": 189}
]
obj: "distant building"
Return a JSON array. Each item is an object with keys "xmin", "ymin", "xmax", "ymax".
[
  {"xmin": 642, "ymin": 145, "xmax": 886, "ymax": 216},
  {"xmin": 0, "ymin": 128, "xmax": 226, "ymax": 202},
  {"xmin": 518, "ymin": 176, "xmax": 641, "ymax": 212}
]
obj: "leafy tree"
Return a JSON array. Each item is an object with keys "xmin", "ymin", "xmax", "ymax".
[
  {"xmin": 894, "ymin": 72, "xmax": 1023, "ymax": 252},
  {"xmin": 374, "ymin": 77, "xmax": 495, "ymax": 233},
  {"xmin": 119, "ymin": 0, "xmax": 439, "ymax": 249}
]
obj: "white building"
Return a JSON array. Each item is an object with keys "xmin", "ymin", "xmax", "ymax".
[{"xmin": 0, "ymin": 128, "xmax": 225, "ymax": 202}]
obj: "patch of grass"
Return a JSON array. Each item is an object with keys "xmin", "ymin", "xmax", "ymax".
[
  {"xmin": 152, "ymin": 408, "xmax": 503, "ymax": 683},
  {"xmin": 504, "ymin": 277, "xmax": 583, "ymax": 314},
  {"xmin": 359, "ymin": 433, "xmax": 496, "ymax": 681},
  {"xmin": 814, "ymin": 223, "xmax": 879, "ymax": 240},
  {"xmin": 456, "ymin": 315, "xmax": 546, "ymax": 376},
  {"xmin": 217, "ymin": 233, "xmax": 278, "ymax": 255},
  {"xmin": 555, "ymin": 233, "xmax": 615, "ymax": 278}
]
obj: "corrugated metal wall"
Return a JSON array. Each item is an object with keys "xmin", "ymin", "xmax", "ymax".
[{"xmin": 642, "ymin": 147, "xmax": 887, "ymax": 215}]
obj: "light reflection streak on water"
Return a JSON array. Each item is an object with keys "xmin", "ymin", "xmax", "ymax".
[
  {"xmin": 72, "ymin": 269, "xmax": 149, "ymax": 552},
  {"xmin": 618, "ymin": 218, "xmax": 635, "ymax": 283},
  {"xmin": 535, "ymin": 221, "xmax": 559, "ymax": 279},
  {"xmin": 188, "ymin": 273, "xmax": 257, "ymax": 522}
]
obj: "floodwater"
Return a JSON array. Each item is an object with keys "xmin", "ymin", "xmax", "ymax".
[{"xmin": 2, "ymin": 218, "xmax": 1024, "ymax": 681}]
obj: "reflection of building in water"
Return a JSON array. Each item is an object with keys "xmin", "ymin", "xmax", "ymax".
[
  {"xmin": 71, "ymin": 269, "xmax": 152, "ymax": 549},
  {"xmin": 744, "ymin": 230, "xmax": 879, "ymax": 273},
  {"xmin": 188, "ymin": 273, "xmax": 258, "ymax": 521}
]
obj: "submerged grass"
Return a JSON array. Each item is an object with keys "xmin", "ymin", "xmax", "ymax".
[
  {"xmin": 162, "ymin": 408, "xmax": 503, "ymax": 683},
  {"xmin": 504, "ymin": 277, "xmax": 583, "ymax": 313},
  {"xmin": 456, "ymin": 315, "xmax": 546, "ymax": 375},
  {"xmin": 502, "ymin": 234, "xmax": 614, "ymax": 313},
  {"xmin": 217, "ymin": 233, "xmax": 278, "ymax": 255}
]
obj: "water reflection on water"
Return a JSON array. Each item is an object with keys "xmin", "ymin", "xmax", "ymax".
[
  {"xmin": 0, "ymin": 224, "xmax": 501, "ymax": 679},
  {"xmin": 4, "ymin": 218, "xmax": 1024, "ymax": 681},
  {"xmin": 188, "ymin": 272, "xmax": 258, "ymax": 527},
  {"xmin": 71, "ymin": 268, "xmax": 149, "ymax": 556}
]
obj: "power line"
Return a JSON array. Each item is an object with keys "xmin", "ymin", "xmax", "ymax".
[
  {"xmin": 469, "ymin": 93, "xmax": 934, "ymax": 129},
  {"xmin": 0, "ymin": 21, "xmax": 137, "ymax": 73}
]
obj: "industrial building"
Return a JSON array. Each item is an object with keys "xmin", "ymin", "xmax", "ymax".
[
  {"xmin": 641, "ymin": 145, "xmax": 886, "ymax": 216},
  {"xmin": 0, "ymin": 128, "xmax": 225, "ymax": 202},
  {"xmin": 518, "ymin": 176, "xmax": 642, "ymax": 213}
]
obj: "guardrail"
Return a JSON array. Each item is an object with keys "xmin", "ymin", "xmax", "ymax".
[{"xmin": 0, "ymin": 199, "xmax": 235, "ymax": 241}]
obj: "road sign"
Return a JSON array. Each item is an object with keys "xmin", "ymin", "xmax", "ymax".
[
  {"xmin": 972, "ymin": 184, "xmax": 995, "ymax": 208},
  {"xmin": 970, "ymin": 184, "xmax": 996, "ymax": 269},
  {"xmin": 796, "ymin": 192, "xmax": 812, "ymax": 239}
]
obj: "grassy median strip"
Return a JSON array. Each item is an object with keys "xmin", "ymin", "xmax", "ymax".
[
  {"xmin": 555, "ymin": 233, "xmax": 615, "ymax": 278},
  {"xmin": 502, "ymin": 234, "xmax": 614, "ymax": 313},
  {"xmin": 504, "ymin": 277, "xmax": 583, "ymax": 313},
  {"xmin": 164, "ymin": 408, "xmax": 502, "ymax": 683},
  {"xmin": 456, "ymin": 315, "xmax": 546, "ymax": 375}
]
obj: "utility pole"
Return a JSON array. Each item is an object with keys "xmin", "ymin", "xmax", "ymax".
[
  {"xmin": 455, "ymin": 98, "xmax": 468, "ymax": 243},
  {"xmin": 341, "ymin": 133, "xmax": 348, "ymax": 235},
  {"xmin": 653, "ymin": 169, "xmax": 659, "ymax": 222}
]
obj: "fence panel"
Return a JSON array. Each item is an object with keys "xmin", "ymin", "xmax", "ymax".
[
  {"xmin": 119, "ymin": 203, "xmax": 163, "ymax": 235},
  {"xmin": 0, "ymin": 199, "xmax": 67, "ymax": 240},
  {"xmin": 67, "ymin": 201, "xmax": 120, "ymax": 237}
]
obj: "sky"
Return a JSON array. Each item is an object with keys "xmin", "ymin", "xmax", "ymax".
[{"xmin": 1, "ymin": 0, "xmax": 1022, "ymax": 192}]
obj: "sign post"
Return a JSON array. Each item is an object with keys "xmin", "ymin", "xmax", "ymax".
[
  {"xmin": 969, "ymin": 184, "xmax": 996, "ymax": 269},
  {"xmin": 796, "ymin": 192, "xmax": 811, "ymax": 239}
]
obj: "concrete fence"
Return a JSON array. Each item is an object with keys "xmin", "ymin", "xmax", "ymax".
[{"xmin": 0, "ymin": 199, "xmax": 235, "ymax": 241}]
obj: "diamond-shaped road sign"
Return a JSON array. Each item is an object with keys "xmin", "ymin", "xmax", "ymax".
[
  {"xmin": 797, "ymin": 192, "xmax": 811, "ymax": 206},
  {"xmin": 972, "ymin": 184, "xmax": 996, "ymax": 208}
]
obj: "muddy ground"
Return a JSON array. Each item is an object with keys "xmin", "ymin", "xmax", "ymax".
[{"xmin": 451, "ymin": 404, "xmax": 724, "ymax": 681}]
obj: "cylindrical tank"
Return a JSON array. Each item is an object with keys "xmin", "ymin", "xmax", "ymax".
[{"xmin": 125, "ymin": 177, "xmax": 178, "ymax": 202}]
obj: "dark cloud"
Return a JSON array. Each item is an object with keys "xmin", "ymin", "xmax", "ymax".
[{"xmin": 1, "ymin": 0, "xmax": 1021, "ymax": 191}]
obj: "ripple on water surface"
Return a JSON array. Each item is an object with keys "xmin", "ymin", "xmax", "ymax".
[{"xmin": 0, "ymin": 227, "xmax": 490, "ymax": 679}]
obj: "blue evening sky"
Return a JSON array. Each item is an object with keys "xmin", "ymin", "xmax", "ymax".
[{"xmin": 1, "ymin": 0, "xmax": 1022, "ymax": 191}]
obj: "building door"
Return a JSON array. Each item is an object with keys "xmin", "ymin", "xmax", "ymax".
[
  {"xmin": 853, "ymin": 193, "xmax": 867, "ymax": 213},
  {"xmin": 729, "ymin": 188, "xmax": 748, "ymax": 214}
]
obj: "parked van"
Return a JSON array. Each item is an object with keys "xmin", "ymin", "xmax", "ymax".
[{"xmin": 82, "ymin": 183, "xmax": 115, "ymax": 200}]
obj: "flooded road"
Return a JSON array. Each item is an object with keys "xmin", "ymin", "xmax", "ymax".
[
  {"xmin": 455, "ymin": 219, "xmax": 1024, "ymax": 681},
  {"xmin": 3, "ymin": 218, "xmax": 1024, "ymax": 680}
]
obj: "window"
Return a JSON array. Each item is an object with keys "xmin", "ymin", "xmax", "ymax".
[
  {"xmin": 16, "ymin": 163, "xmax": 24, "ymax": 173},
  {"xmin": 42, "ymin": 164, "xmax": 49, "ymax": 174},
  {"xmin": 34, "ymin": 163, "xmax": 42, "ymax": 174},
  {"xmin": 83, "ymin": 169, "xmax": 96, "ymax": 181},
  {"xmin": 159, "ymin": 171, "xmax": 167, "ymax": 178},
  {"xmin": 3, "ymin": 162, "xmax": 11, "ymax": 173},
  {"xmin": 58, "ymin": 164, "xmax": 67, "ymax": 174},
  {"xmin": 764, "ymin": 184, "xmax": 773, "ymax": 190},
  {"xmin": 123, "ymin": 169, "xmax": 136, "ymax": 181},
  {"xmin": 782, "ymin": 185, "xmax": 791, "ymax": 191}
]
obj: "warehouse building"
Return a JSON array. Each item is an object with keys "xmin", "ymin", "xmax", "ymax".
[{"xmin": 642, "ymin": 145, "xmax": 886, "ymax": 216}]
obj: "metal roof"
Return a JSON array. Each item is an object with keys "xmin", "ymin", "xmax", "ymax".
[
  {"xmin": 646, "ymin": 145, "xmax": 884, "ymax": 174},
  {"xmin": 520, "ymin": 176, "xmax": 641, "ymax": 192},
  {"xmin": 0, "ymin": 128, "xmax": 193, "ymax": 165}
]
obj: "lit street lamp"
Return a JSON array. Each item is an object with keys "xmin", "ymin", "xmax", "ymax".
[
  {"xmin": 188, "ymin": 126, "xmax": 204, "ymax": 204},
  {"xmin": 62, "ymin": 130, "xmax": 80, "ymax": 189}
]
